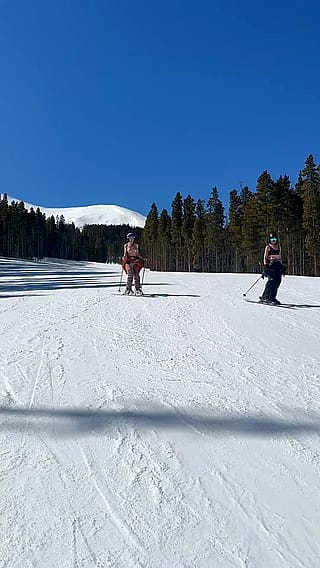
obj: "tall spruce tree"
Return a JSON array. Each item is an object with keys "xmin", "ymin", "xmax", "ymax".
[
  {"xmin": 158, "ymin": 209, "xmax": 172, "ymax": 271},
  {"xmin": 255, "ymin": 170, "xmax": 274, "ymax": 239},
  {"xmin": 171, "ymin": 192, "xmax": 183, "ymax": 271},
  {"xmin": 182, "ymin": 195, "xmax": 196, "ymax": 271},
  {"xmin": 228, "ymin": 189, "xmax": 243, "ymax": 272},
  {"xmin": 141, "ymin": 203, "xmax": 159, "ymax": 270},
  {"xmin": 205, "ymin": 187, "xmax": 225, "ymax": 272},
  {"xmin": 241, "ymin": 192, "xmax": 261, "ymax": 272},
  {"xmin": 192, "ymin": 199, "xmax": 206, "ymax": 272}
]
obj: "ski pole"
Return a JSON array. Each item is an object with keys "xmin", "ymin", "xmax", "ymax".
[
  {"xmin": 141, "ymin": 267, "xmax": 146, "ymax": 288},
  {"xmin": 242, "ymin": 275, "xmax": 262, "ymax": 297}
]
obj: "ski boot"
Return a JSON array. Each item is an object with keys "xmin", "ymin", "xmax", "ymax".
[
  {"xmin": 259, "ymin": 296, "xmax": 272, "ymax": 304},
  {"xmin": 135, "ymin": 287, "xmax": 143, "ymax": 296},
  {"xmin": 123, "ymin": 287, "xmax": 134, "ymax": 295}
]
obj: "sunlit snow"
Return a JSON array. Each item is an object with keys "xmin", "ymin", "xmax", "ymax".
[{"xmin": 1, "ymin": 258, "xmax": 320, "ymax": 567}]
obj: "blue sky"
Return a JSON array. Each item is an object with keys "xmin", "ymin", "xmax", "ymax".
[{"xmin": 1, "ymin": 0, "xmax": 320, "ymax": 216}]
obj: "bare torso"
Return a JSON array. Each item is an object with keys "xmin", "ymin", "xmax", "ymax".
[{"xmin": 124, "ymin": 242, "xmax": 141, "ymax": 259}]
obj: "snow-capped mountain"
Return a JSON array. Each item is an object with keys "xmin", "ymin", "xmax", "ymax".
[{"xmin": 6, "ymin": 195, "xmax": 146, "ymax": 228}]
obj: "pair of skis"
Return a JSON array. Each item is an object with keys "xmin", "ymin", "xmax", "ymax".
[
  {"xmin": 245, "ymin": 298, "xmax": 281, "ymax": 307},
  {"xmin": 122, "ymin": 289, "xmax": 144, "ymax": 296}
]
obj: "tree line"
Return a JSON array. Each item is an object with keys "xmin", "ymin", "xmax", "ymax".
[
  {"xmin": 141, "ymin": 154, "xmax": 320, "ymax": 276},
  {"xmin": 1, "ymin": 154, "xmax": 320, "ymax": 275},
  {"xmin": 0, "ymin": 194, "xmax": 142, "ymax": 263}
]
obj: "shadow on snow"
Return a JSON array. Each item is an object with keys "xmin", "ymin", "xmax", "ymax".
[
  {"xmin": 0, "ymin": 405, "xmax": 319, "ymax": 439},
  {"xmin": 0, "ymin": 260, "xmax": 171, "ymax": 295}
]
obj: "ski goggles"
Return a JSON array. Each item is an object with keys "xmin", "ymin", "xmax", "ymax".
[{"xmin": 270, "ymin": 238, "xmax": 278, "ymax": 243}]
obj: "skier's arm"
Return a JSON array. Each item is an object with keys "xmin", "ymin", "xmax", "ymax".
[{"xmin": 263, "ymin": 246, "xmax": 269, "ymax": 266}]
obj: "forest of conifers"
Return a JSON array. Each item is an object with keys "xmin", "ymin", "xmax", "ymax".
[
  {"xmin": 0, "ymin": 194, "xmax": 142, "ymax": 265},
  {"xmin": 1, "ymin": 154, "xmax": 320, "ymax": 276}
]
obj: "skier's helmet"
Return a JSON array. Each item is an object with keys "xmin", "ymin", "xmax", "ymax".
[
  {"xmin": 268, "ymin": 232, "xmax": 278, "ymax": 244},
  {"xmin": 127, "ymin": 232, "xmax": 135, "ymax": 239}
]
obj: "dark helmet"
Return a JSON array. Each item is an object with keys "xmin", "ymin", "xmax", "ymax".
[
  {"xmin": 127, "ymin": 232, "xmax": 135, "ymax": 239},
  {"xmin": 268, "ymin": 232, "xmax": 278, "ymax": 244}
]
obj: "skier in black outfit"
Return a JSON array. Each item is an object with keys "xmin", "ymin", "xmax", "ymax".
[{"xmin": 260, "ymin": 233, "xmax": 284, "ymax": 305}]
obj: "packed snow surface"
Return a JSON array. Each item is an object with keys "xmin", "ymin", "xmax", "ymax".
[
  {"xmin": 1, "ymin": 258, "xmax": 320, "ymax": 568},
  {"xmin": 6, "ymin": 195, "xmax": 146, "ymax": 228}
]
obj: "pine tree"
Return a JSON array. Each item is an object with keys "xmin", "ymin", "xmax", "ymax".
[
  {"xmin": 171, "ymin": 192, "xmax": 183, "ymax": 271},
  {"xmin": 205, "ymin": 187, "xmax": 225, "ymax": 272},
  {"xmin": 141, "ymin": 203, "xmax": 158, "ymax": 270},
  {"xmin": 255, "ymin": 170, "xmax": 274, "ymax": 239},
  {"xmin": 270, "ymin": 175, "xmax": 303, "ymax": 275},
  {"xmin": 182, "ymin": 195, "xmax": 196, "ymax": 271},
  {"xmin": 192, "ymin": 200, "xmax": 206, "ymax": 272},
  {"xmin": 241, "ymin": 193, "xmax": 261, "ymax": 272},
  {"xmin": 0, "ymin": 193, "xmax": 9, "ymax": 256},
  {"xmin": 300, "ymin": 155, "xmax": 320, "ymax": 275},
  {"xmin": 158, "ymin": 209, "xmax": 172, "ymax": 271},
  {"xmin": 228, "ymin": 189, "xmax": 243, "ymax": 272}
]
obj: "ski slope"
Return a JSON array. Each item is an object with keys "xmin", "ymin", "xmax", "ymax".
[{"xmin": 1, "ymin": 258, "xmax": 320, "ymax": 568}]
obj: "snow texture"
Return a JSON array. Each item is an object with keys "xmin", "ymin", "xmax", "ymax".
[
  {"xmin": 5, "ymin": 196, "xmax": 146, "ymax": 228},
  {"xmin": 1, "ymin": 257, "xmax": 320, "ymax": 567}
]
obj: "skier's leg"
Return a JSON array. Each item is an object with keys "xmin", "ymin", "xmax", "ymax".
[
  {"xmin": 133, "ymin": 264, "xmax": 141, "ymax": 291},
  {"xmin": 126, "ymin": 262, "xmax": 134, "ymax": 291},
  {"xmin": 270, "ymin": 272, "xmax": 282, "ymax": 301},
  {"xmin": 261, "ymin": 278, "xmax": 272, "ymax": 301}
]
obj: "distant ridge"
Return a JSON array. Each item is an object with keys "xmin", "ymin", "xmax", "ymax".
[{"xmin": 5, "ymin": 195, "xmax": 146, "ymax": 229}]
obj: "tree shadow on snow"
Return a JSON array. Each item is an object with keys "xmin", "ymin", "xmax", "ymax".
[
  {"xmin": 0, "ymin": 260, "xmax": 171, "ymax": 295},
  {"xmin": 0, "ymin": 405, "xmax": 319, "ymax": 439},
  {"xmin": 0, "ymin": 293, "xmax": 45, "ymax": 300}
]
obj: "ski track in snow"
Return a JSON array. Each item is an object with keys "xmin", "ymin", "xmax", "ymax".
[{"xmin": 1, "ymin": 258, "xmax": 320, "ymax": 567}]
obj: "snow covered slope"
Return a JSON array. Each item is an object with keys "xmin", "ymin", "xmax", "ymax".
[
  {"xmin": 1, "ymin": 259, "xmax": 320, "ymax": 567},
  {"xmin": 6, "ymin": 195, "xmax": 146, "ymax": 228}
]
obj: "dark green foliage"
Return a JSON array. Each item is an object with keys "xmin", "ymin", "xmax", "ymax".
[
  {"xmin": 300, "ymin": 155, "xmax": 320, "ymax": 275},
  {"xmin": 141, "ymin": 203, "xmax": 158, "ymax": 270},
  {"xmin": 0, "ymin": 193, "xmax": 142, "ymax": 264},
  {"xmin": 182, "ymin": 195, "xmax": 196, "ymax": 271},
  {"xmin": 228, "ymin": 190, "xmax": 243, "ymax": 272},
  {"xmin": 1, "ymin": 152, "xmax": 320, "ymax": 275},
  {"xmin": 192, "ymin": 200, "xmax": 206, "ymax": 272},
  {"xmin": 171, "ymin": 192, "xmax": 183, "ymax": 271},
  {"xmin": 141, "ymin": 154, "xmax": 320, "ymax": 275},
  {"xmin": 205, "ymin": 187, "xmax": 225, "ymax": 272},
  {"xmin": 158, "ymin": 209, "xmax": 172, "ymax": 271}
]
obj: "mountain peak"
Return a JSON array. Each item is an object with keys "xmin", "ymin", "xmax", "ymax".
[{"xmin": 5, "ymin": 195, "xmax": 146, "ymax": 228}]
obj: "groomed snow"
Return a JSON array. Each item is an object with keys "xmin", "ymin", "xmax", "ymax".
[
  {"xmin": 5, "ymin": 196, "xmax": 146, "ymax": 228},
  {"xmin": 1, "ymin": 258, "xmax": 320, "ymax": 567}
]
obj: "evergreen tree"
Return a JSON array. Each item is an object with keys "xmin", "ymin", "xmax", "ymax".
[
  {"xmin": 300, "ymin": 155, "xmax": 320, "ymax": 275},
  {"xmin": 255, "ymin": 170, "xmax": 274, "ymax": 239},
  {"xmin": 182, "ymin": 195, "xmax": 196, "ymax": 271},
  {"xmin": 171, "ymin": 192, "xmax": 183, "ymax": 271},
  {"xmin": 192, "ymin": 200, "xmax": 206, "ymax": 272},
  {"xmin": 271, "ymin": 175, "xmax": 303, "ymax": 275},
  {"xmin": 141, "ymin": 203, "xmax": 158, "ymax": 270},
  {"xmin": 205, "ymin": 187, "xmax": 225, "ymax": 272},
  {"xmin": 158, "ymin": 209, "xmax": 172, "ymax": 271},
  {"xmin": 241, "ymin": 193, "xmax": 261, "ymax": 272},
  {"xmin": 228, "ymin": 189, "xmax": 243, "ymax": 272}
]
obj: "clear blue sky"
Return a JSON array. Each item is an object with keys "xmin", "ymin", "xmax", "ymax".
[{"xmin": 1, "ymin": 0, "xmax": 320, "ymax": 216}]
